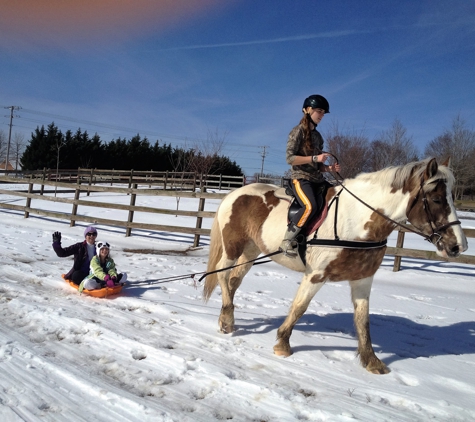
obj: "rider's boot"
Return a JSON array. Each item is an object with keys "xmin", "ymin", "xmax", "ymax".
[{"xmin": 279, "ymin": 223, "xmax": 302, "ymax": 258}]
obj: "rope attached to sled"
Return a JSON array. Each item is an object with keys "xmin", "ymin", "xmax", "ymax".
[
  {"xmin": 197, "ymin": 250, "xmax": 283, "ymax": 282},
  {"xmin": 127, "ymin": 250, "xmax": 284, "ymax": 287}
]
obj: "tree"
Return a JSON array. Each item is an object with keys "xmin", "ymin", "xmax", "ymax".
[
  {"xmin": 370, "ymin": 118, "xmax": 419, "ymax": 170},
  {"xmin": 21, "ymin": 123, "xmax": 62, "ymax": 170},
  {"xmin": 0, "ymin": 130, "xmax": 6, "ymax": 164},
  {"xmin": 424, "ymin": 114, "xmax": 475, "ymax": 199},
  {"xmin": 186, "ymin": 128, "xmax": 228, "ymax": 176},
  {"xmin": 20, "ymin": 123, "xmax": 243, "ymax": 176},
  {"xmin": 325, "ymin": 123, "xmax": 371, "ymax": 179},
  {"xmin": 11, "ymin": 133, "xmax": 25, "ymax": 171}
]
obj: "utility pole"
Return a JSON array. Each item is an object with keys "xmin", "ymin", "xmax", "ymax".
[
  {"xmin": 4, "ymin": 106, "xmax": 21, "ymax": 172},
  {"xmin": 259, "ymin": 145, "xmax": 269, "ymax": 178}
]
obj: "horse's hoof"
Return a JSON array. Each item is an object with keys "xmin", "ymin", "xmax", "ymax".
[
  {"xmin": 366, "ymin": 362, "xmax": 390, "ymax": 374},
  {"xmin": 219, "ymin": 323, "xmax": 234, "ymax": 334},
  {"xmin": 273, "ymin": 342, "xmax": 292, "ymax": 357}
]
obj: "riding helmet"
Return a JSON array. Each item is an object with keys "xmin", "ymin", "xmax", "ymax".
[{"xmin": 302, "ymin": 95, "xmax": 330, "ymax": 113}]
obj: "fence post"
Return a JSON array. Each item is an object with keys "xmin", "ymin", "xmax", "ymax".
[
  {"xmin": 128, "ymin": 169, "xmax": 134, "ymax": 194},
  {"xmin": 70, "ymin": 175, "xmax": 81, "ymax": 227},
  {"xmin": 392, "ymin": 226, "xmax": 406, "ymax": 272},
  {"xmin": 87, "ymin": 168, "xmax": 94, "ymax": 196},
  {"xmin": 126, "ymin": 183, "xmax": 137, "ymax": 237},
  {"xmin": 193, "ymin": 180, "xmax": 206, "ymax": 247},
  {"xmin": 40, "ymin": 167, "xmax": 46, "ymax": 195},
  {"xmin": 24, "ymin": 177, "xmax": 33, "ymax": 219}
]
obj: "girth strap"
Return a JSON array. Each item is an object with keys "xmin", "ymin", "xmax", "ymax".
[{"xmin": 308, "ymin": 238, "xmax": 387, "ymax": 249}]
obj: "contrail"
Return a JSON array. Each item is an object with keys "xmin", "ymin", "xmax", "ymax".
[{"xmin": 155, "ymin": 30, "xmax": 366, "ymax": 52}]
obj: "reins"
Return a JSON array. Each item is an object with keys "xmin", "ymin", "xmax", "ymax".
[{"xmin": 324, "ymin": 152, "xmax": 461, "ymax": 245}]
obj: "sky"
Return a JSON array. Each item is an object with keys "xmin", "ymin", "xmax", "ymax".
[
  {"xmin": 1, "ymin": 187, "xmax": 475, "ymax": 421},
  {"xmin": 1, "ymin": 0, "xmax": 475, "ymax": 176}
]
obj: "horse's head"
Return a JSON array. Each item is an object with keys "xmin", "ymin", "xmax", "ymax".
[{"xmin": 405, "ymin": 158, "xmax": 468, "ymax": 258}]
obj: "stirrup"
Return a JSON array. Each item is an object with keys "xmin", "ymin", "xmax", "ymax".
[{"xmin": 279, "ymin": 240, "xmax": 298, "ymax": 258}]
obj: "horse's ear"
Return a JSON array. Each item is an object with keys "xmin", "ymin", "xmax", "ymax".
[
  {"xmin": 425, "ymin": 158, "xmax": 438, "ymax": 179},
  {"xmin": 440, "ymin": 156, "xmax": 451, "ymax": 167}
]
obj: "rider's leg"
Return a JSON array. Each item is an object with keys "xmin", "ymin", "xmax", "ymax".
[{"xmin": 280, "ymin": 179, "xmax": 321, "ymax": 257}]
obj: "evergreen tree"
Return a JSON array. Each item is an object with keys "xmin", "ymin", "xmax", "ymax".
[
  {"xmin": 21, "ymin": 123, "xmax": 63, "ymax": 170},
  {"xmin": 21, "ymin": 123, "xmax": 243, "ymax": 176}
]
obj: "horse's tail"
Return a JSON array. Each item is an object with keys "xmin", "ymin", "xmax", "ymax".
[{"xmin": 203, "ymin": 212, "xmax": 223, "ymax": 303}]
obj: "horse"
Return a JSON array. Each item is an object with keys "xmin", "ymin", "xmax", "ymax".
[{"xmin": 202, "ymin": 157, "xmax": 468, "ymax": 374}]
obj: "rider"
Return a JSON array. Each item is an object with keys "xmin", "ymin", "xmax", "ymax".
[{"xmin": 280, "ymin": 94, "xmax": 341, "ymax": 258}]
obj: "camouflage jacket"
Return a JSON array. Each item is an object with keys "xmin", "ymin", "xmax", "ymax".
[{"xmin": 285, "ymin": 123, "xmax": 325, "ymax": 183}]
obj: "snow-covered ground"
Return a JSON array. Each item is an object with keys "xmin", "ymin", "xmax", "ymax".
[{"xmin": 1, "ymin": 190, "xmax": 475, "ymax": 422}]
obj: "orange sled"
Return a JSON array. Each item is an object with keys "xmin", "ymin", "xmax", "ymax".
[{"xmin": 62, "ymin": 274, "xmax": 123, "ymax": 298}]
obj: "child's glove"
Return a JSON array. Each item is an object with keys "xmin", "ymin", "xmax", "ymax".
[
  {"xmin": 104, "ymin": 275, "xmax": 114, "ymax": 288},
  {"xmin": 111, "ymin": 276, "xmax": 117, "ymax": 284},
  {"xmin": 52, "ymin": 231, "xmax": 61, "ymax": 243}
]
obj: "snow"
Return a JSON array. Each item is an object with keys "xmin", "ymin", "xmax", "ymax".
[{"xmin": 1, "ymin": 190, "xmax": 475, "ymax": 422}]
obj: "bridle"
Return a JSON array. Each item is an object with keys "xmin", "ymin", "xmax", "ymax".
[
  {"xmin": 406, "ymin": 178, "xmax": 461, "ymax": 246},
  {"xmin": 326, "ymin": 153, "xmax": 461, "ymax": 246}
]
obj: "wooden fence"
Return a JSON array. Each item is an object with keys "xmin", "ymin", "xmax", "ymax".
[
  {"xmin": 0, "ymin": 174, "xmax": 226, "ymax": 247},
  {"xmin": 18, "ymin": 168, "xmax": 246, "ymax": 191},
  {"xmin": 387, "ymin": 225, "xmax": 475, "ymax": 271},
  {"xmin": 0, "ymin": 172, "xmax": 474, "ymax": 270}
]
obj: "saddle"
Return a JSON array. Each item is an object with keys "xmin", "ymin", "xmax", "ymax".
[
  {"xmin": 279, "ymin": 179, "xmax": 330, "ymax": 236},
  {"xmin": 277, "ymin": 179, "xmax": 331, "ymax": 263}
]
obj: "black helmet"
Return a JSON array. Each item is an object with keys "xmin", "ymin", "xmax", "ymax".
[{"xmin": 302, "ymin": 95, "xmax": 330, "ymax": 113}]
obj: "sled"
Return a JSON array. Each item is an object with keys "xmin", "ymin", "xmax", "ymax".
[{"xmin": 62, "ymin": 274, "xmax": 123, "ymax": 298}]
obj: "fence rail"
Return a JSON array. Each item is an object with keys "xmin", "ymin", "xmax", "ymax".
[
  {"xmin": 0, "ymin": 172, "xmax": 474, "ymax": 270},
  {"xmin": 0, "ymin": 174, "xmax": 226, "ymax": 247},
  {"xmin": 3, "ymin": 168, "xmax": 246, "ymax": 191}
]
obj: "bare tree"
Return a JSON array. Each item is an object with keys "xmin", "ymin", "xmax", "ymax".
[
  {"xmin": 370, "ymin": 118, "xmax": 419, "ymax": 170},
  {"xmin": 168, "ymin": 145, "xmax": 189, "ymax": 214},
  {"xmin": 12, "ymin": 133, "xmax": 25, "ymax": 171},
  {"xmin": 54, "ymin": 134, "xmax": 66, "ymax": 197},
  {"xmin": 0, "ymin": 130, "xmax": 6, "ymax": 165},
  {"xmin": 186, "ymin": 128, "xmax": 228, "ymax": 178},
  {"xmin": 324, "ymin": 122, "xmax": 371, "ymax": 179},
  {"xmin": 425, "ymin": 114, "xmax": 475, "ymax": 199}
]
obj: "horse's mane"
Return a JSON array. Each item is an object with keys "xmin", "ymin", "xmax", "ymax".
[{"xmin": 351, "ymin": 158, "xmax": 455, "ymax": 192}]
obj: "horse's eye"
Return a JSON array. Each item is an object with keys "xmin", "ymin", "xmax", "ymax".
[{"xmin": 432, "ymin": 196, "xmax": 442, "ymax": 204}]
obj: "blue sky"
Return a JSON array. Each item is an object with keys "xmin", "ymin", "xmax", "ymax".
[{"xmin": 1, "ymin": 0, "xmax": 474, "ymax": 176}]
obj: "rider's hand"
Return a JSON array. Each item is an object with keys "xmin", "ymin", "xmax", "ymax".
[
  {"xmin": 312, "ymin": 153, "xmax": 330, "ymax": 163},
  {"xmin": 52, "ymin": 231, "xmax": 61, "ymax": 243}
]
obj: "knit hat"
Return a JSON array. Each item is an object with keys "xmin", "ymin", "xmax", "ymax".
[
  {"xmin": 84, "ymin": 226, "xmax": 98, "ymax": 237},
  {"xmin": 96, "ymin": 241, "xmax": 110, "ymax": 256}
]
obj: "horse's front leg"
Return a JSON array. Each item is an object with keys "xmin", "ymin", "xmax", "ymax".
[
  {"xmin": 217, "ymin": 269, "xmax": 235, "ymax": 334},
  {"xmin": 274, "ymin": 274, "xmax": 325, "ymax": 357},
  {"xmin": 350, "ymin": 277, "xmax": 390, "ymax": 374}
]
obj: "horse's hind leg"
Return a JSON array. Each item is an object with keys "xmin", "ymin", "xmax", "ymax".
[
  {"xmin": 350, "ymin": 277, "xmax": 389, "ymax": 374},
  {"xmin": 274, "ymin": 274, "xmax": 325, "ymax": 357},
  {"xmin": 218, "ymin": 244, "xmax": 260, "ymax": 333}
]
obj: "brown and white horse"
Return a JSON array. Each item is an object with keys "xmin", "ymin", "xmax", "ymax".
[{"xmin": 203, "ymin": 158, "xmax": 467, "ymax": 374}]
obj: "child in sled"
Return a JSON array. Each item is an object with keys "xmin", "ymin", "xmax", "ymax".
[{"xmin": 79, "ymin": 241, "xmax": 127, "ymax": 291}]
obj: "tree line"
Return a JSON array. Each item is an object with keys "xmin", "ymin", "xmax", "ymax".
[
  {"xmin": 323, "ymin": 115, "xmax": 475, "ymax": 199},
  {"xmin": 19, "ymin": 123, "xmax": 243, "ymax": 176}
]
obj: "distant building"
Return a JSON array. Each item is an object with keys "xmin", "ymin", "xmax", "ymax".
[{"xmin": 0, "ymin": 160, "xmax": 15, "ymax": 171}]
